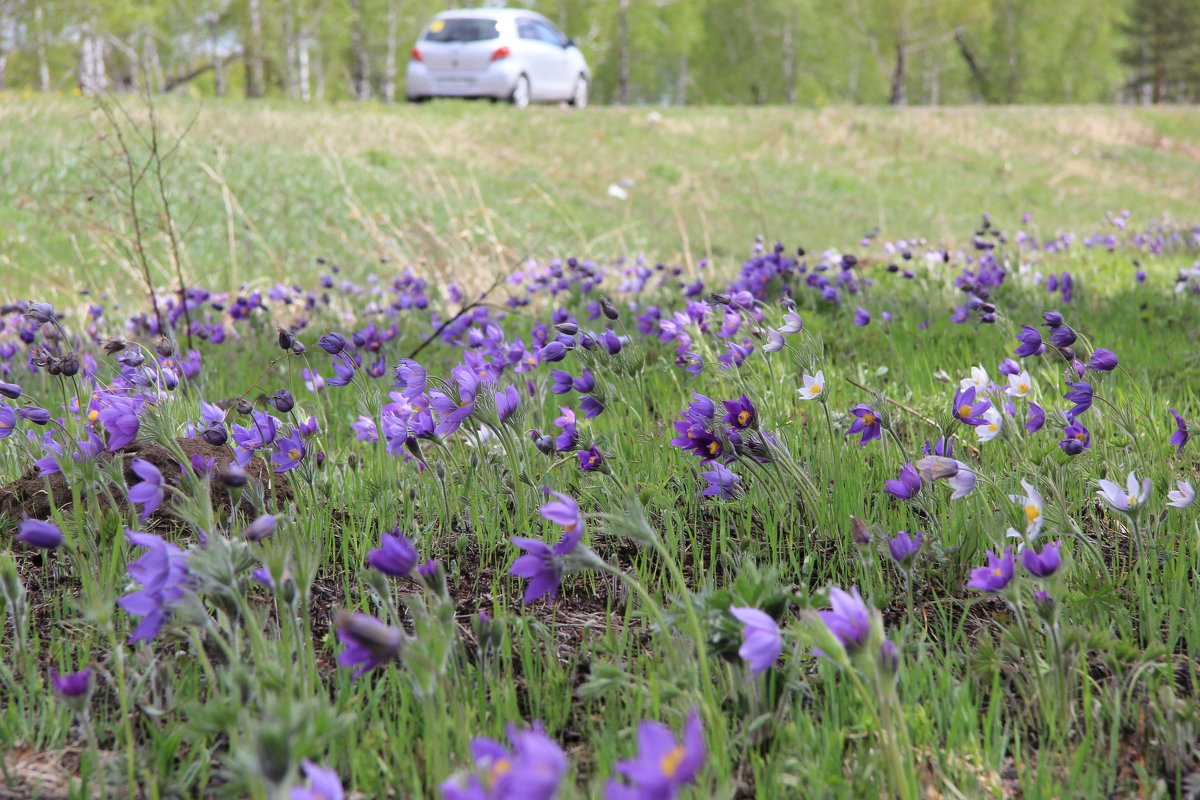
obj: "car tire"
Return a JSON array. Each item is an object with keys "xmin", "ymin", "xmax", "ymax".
[
  {"xmin": 510, "ymin": 75, "xmax": 531, "ymax": 109},
  {"xmin": 569, "ymin": 76, "xmax": 588, "ymax": 109},
  {"xmin": 406, "ymin": 95, "xmax": 428, "ymax": 104}
]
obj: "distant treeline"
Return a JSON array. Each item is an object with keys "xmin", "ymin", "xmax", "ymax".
[{"xmin": 0, "ymin": 0, "xmax": 1197, "ymax": 105}]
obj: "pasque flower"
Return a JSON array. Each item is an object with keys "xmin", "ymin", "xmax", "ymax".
[
  {"xmin": 883, "ymin": 462, "xmax": 921, "ymax": 500},
  {"xmin": 886, "ymin": 530, "xmax": 923, "ymax": 568},
  {"xmin": 1014, "ymin": 325, "xmax": 1044, "ymax": 358},
  {"xmin": 1005, "ymin": 370, "xmax": 1033, "ymax": 398},
  {"xmin": 967, "ymin": 548, "xmax": 1014, "ymax": 592},
  {"xmin": 128, "ymin": 458, "xmax": 164, "ymax": 521},
  {"xmin": 50, "ymin": 667, "xmax": 93, "ymax": 699},
  {"xmin": 953, "ymin": 386, "xmax": 991, "ymax": 426},
  {"xmin": 959, "ymin": 365, "xmax": 989, "ymax": 391},
  {"xmin": 98, "ymin": 396, "xmax": 141, "ymax": 451},
  {"xmin": 1088, "ymin": 348, "xmax": 1118, "ymax": 371},
  {"xmin": 1167, "ymin": 480, "xmax": 1195, "ymax": 509},
  {"xmin": 847, "ymin": 404, "xmax": 881, "ymax": 446},
  {"xmin": 700, "ymin": 463, "xmax": 741, "ymax": 499},
  {"xmin": 290, "ymin": 760, "xmax": 343, "ymax": 800},
  {"xmin": 722, "ymin": 394, "xmax": 757, "ymax": 430},
  {"xmin": 117, "ymin": 530, "xmax": 189, "ymax": 644},
  {"xmin": 797, "ymin": 370, "xmax": 825, "ymax": 400},
  {"xmin": 1169, "ymin": 409, "xmax": 1189, "ymax": 454},
  {"xmin": 1059, "ymin": 420, "xmax": 1090, "ymax": 454},
  {"xmin": 604, "ymin": 711, "xmax": 705, "ymax": 800},
  {"xmin": 335, "ymin": 611, "xmax": 404, "ymax": 678},
  {"xmin": 1097, "ymin": 470, "xmax": 1151, "ymax": 513},
  {"xmin": 271, "ymin": 430, "xmax": 307, "ymax": 473},
  {"xmin": 577, "ymin": 444, "xmax": 604, "ymax": 471},
  {"xmin": 729, "ymin": 607, "xmax": 782, "ymax": 676},
  {"xmin": 817, "ymin": 586, "xmax": 871, "ymax": 654},
  {"xmin": 508, "ymin": 492, "xmax": 585, "ymax": 604},
  {"xmin": 17, "ymin": 518, "xmax": 64, "ymax": 549},
  {"xmin": 0, "ymin": 402, "xmax": 16, "ymax": 438},
  {"xmin": 442, "ymin": 723, "xmax": 567, "ymax": 800},
  {"xmin": 1063, "ymin": 382, "xmax": 1093, "ymax": 419},
  {"xmin": 1008, "ymin": 480, "xmax": 1045, "ymax": 540},
  {"xmin": 1021, "ymin": 540, "xmax": 1063, "ymax": 578},
  {"xmin": 1025, "ymin": 402, "xmax": 1046, "ymax": 433}
]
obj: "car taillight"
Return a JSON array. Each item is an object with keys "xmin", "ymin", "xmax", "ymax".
[
  {"xmin": 410, "ymin": 47, "xmax": 422, "ymax": 62},
  {"xmin": 490, "ymin": 46, "xmax": 511, "ymax": 61}
]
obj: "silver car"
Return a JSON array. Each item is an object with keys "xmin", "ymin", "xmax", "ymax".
[{"xmin": 406, "ymin": 9, "xmax": 589, "ymax": 108}]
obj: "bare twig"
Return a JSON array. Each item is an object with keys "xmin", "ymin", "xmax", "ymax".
[{"xmin": 843, "ymin": 376, "xmax": 981, "ymax": 457}]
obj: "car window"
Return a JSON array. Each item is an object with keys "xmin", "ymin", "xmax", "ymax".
[
  {"xmin": 534, "ymin": 21, "xmax": 566, "ymax": 46},
  {"xmin": 516, "ymin": 19, "xmax": 540, "ymax": 41},
  {"xmin": 423, "ymin": 18, "xmax": 499, "ymax": 43}
]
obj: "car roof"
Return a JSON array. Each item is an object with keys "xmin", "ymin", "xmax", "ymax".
[{"xmin": 432, "ymin": 7, "xmax": 549, "ymax": 21}]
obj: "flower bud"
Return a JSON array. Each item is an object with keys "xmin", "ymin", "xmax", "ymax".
[
  {"xmin": 219, "ymin": 464, "xmax": 249, "ymax": 488},
  {"xmin": 270, "ymin": 389, "xmax": 295, "ymax": 413},
  {"xmin": 58, "ymin": 355, "xmax": 79, "ymax": 377},
  {"xmin": 235, "ymin": 398, "xmax": 253, "ymax": 415},
  {"xmin": 155, "ymin": 336, "xmax": 174, "ymax": 358},
  {"xmin": 850, "ymin": 516, "xmax": 872, "ymax": 546},
  {"xmin": 277, "ymin": 328, "xmax": 295, "ymax": 351},
  {"xmin": 599, "ymin": 297, "xmax": 620, "ymax": 320}
]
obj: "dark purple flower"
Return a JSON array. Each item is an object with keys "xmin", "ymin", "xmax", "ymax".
[
  {"xmin": 573, "ymin": 369, "xmax": 596, "ymax": 393},
  {"xmin": 1021, "ymin": 540, "xmax": 1062, "ymax": 578},
  {"xmin": 0, "ymin": 381, "xmax": 20, "ymax": 399},
  {"xmin": 240, "ymin": 514, "xmax": 276, "ymax": 541},
  {"xmin": 818, "ymin": 586, "xmax": 871, "ymax": 654},
  {"xmin": 1169, "ymin": 409, "xmax": 1188, "ymax": 454},
  {"xmin": 579, "ymin": 395, "xmax": 605, "ymax": 419},
  {"xmin": 549, "ymin": 369, "xmax": 575, "ymax": 395},
  {"xmin": 50, "ymin": 667, "xmax": 93, "ymax": 698},
  {"xmin": 508, "ymin": 504, "xmax": 584, "ymax": 604},
  {"xmin": 1014, "ymin": 325, "xmax": 1044, "ymax": 358},
  {"xmin": 853, "ymin": 307, "xmax": 871, "ymax": 326},
  {"xmin": 883, "ymin": 463, "xmax": 922, "ymax": 500},
  {"xmin": 17, "ymin": 406, "xmax": 50, "ymax": 425},
  {"xmin": 368, "ymin": 531, "xmax": 418, "ymax": 577},
  {"xmin": 554, "ymin": 421, "xmax": 579, "ymax": 453},
  {"xmin": 953, "ymin": 386, "xmax": 991, "ymax": 426},
  {"xmin": 729, "ymin": 607, "xmax": 782, "ymax": 676},
  {"xmin": 600, "ymin": 330, "xmax": 623, "ymax": 354},
  {"xmin": 886, "ymin": 530, "xmax": 923, "ymax": 567},
  {"xmin": 17, "ymin": 518, "xmax": 63, "ymax": 549},
  {"xmin": 997, "ymin": 358, "xmax": 1021, "ymax": 377},
  {"xmin": 317, "ymin": 332, "xmax": 347, "ymax": 355},
  {"xmin": 921, "ymin": 437, "xmax": 954, "ymax": 458},
  {"xmin": 1087, "ymin": 348, "xmax": 1118, "ymax": 371},
  {"xmin": 847, "ymin": 405, "xmax": 881, "ymax": 447},
  {"xmin": 1059, "ymin": 420, "xmax": 1090, "ymax": 454},
  {"xmin": 1042, "ymin": 310, "xmax": 1064, "ymax": 328},
  {"xmin": 1049, "ymin": 325, "xmax": 1077, "ymax": 349},
  {"xmin": 98, "ymin": 397, "xmax": 140, "ymax": 451},
  {"xmin": 539, "ymin": 342, "xmax": 568, "ymax": 363},
  {"xmin": 128, "ymin": 458, "xmax": 164, "ymax": 521},
  {"xmin": 967, "ymin": 547, "xmax": 1014, "ymax": 592},
  {"xmin": 0, "ymin": 402, "xmax": 16, "ymax": 438},
  {"xmin": 700, "ymin": 463, "xmax": 740, "ymax": 499},
  {"xmin": 335, "ymin": 611, "xmax": 404, "ymax": 678},
  {"xmin": 1025, "ymin": 402, "xmax": 1046, "ymax": 433},
  {"xmin": 577, "ymin": 444, "xmax": 603, "ymax": 471},
  {"xmin": 326, "ymin": 357, "xmax": 356, "ymax": 388},
  {"xmin": 1063, "ymin": 381, "xmax": 1093, "ymax": 419},
  {"xmin": 721, "ymin": 394, "xmax": 756, "ymax": 430},
  {"xmin": 495, "ymin": 386, "xmax": 520, "ymax": 422},
  {"xmin": 669, "ymin": 420, "xmax": 724, "ymax": 462}
]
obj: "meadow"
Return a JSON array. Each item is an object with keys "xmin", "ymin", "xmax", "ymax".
[{"xmin": 1, "ymin": 97, "xmax": 1200, "ymax": 799}]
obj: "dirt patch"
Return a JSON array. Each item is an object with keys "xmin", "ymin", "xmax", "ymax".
[{"xmin": 0, "ymin": 437, "xmax": 292, "ymax": 524}]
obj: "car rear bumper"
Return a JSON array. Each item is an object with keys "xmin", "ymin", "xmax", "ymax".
[{"xmin": 405, "ymin": 62, "xmax": 519, "ymax": 100}]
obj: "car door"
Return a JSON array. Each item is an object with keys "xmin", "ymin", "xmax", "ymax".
[
  {"xmin": 515, "ymin": 18, "xmax": 565, "ymax": 100},
  {"xmin": 533, "ymin": 20, "xmax": 572, "ymax": 99}
]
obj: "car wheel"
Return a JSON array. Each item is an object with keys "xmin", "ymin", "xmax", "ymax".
[
  {"xmin": 510, "ymin": 75, "xmax": 531, "ymax": 109},
  {"xmin": 406, "ymin": 95, "xmax": 428, "ymax": 104},
  {"xmin": 569, "ymin": 76, "xmax": 588, "ymax": 109}
]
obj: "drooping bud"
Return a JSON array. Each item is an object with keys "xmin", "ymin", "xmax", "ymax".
[
  {"xmin": 599, "ymin": 297, "xmax": 620, "ymax": 320},
  {"xmin": 155, "ymin": 336, "xmax": 175, "ymax": 358},
  {"xmin": 849, "ymin": 516, "xmax": 872, "ymax": 546},
  {"xmin": 218, "ymin": 463, "xmax": 249, "ymax": 488}
]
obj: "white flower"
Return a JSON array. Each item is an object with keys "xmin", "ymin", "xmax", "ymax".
[
  {"xmin": 1167, "ymin": 480, "xmax": 1195, "ymax": 509},
  {"xmin": 798, "ymin": 370, "xmax": 825, "ymax": 400},
  {"xmin": 959, "ymin": 365, "xmax": 989, "ymax": 391},
  {"xmin": 1008, "ymin": 480, "xmax": 1045, "ymax": 540},
  {"xmin": 779, "ymin": 312, "xmax": 804, "ymax": 334},
  {"xmin": 976, "ymin": 407, "xmax": 1003, "ymax": 442},
  {"xmin": 949, "ymin": 462, "xmax": 977, "ymax": 499},
  {"xmin": 1005, "ymin": 370, "xmax": 1033, "ymax": 398},
  {"xmin": 1097, "ymin": 470, "xmax": 1151, "ymax": 513}
]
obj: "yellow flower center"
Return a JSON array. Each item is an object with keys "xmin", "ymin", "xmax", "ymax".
[
  {"xmin": 587, "ymin": 455, "xmax": 597, "ymax": 465},
  {"xmin": 1074, "ymin": 432, "xmax": 1086, "ymax": 441},
  {"xmin": 1126, "ymin": 495, "xmax": 1138, "ymax": 507},
  {"xmin": 992, "ymin": 568, "xmax": 1002, "ymax": 577},
  {"xmin": 563, "ymin": 521, "xmax": 577, "ymax": 534},
  {"xmin": 659, "ymin": 745, "xmax": 686, "ymax": 779},
  {"xmin": 0, "ymin": 420, "xmax": 9, "ymax": 429},
  {"xmin": 861, "ymin": 412, "xmax": 876, "ymax": 426},
  {"xmin": 488, "ymin": 758, "xmax": 512, "ymax": 784},
  {"xmin": 460, "ymin": 399, "xmax": 471, "ymax": 407},
  {"xmin": 987, "ymin": 423, "xmax": 998, "ymax": 432},
  {"xmin": 958, "ymin": 404, "xmax": 973, "ymax": 419},
  {"xmin": 707, "ymin": 441, "xmax": 720, "ymax": 455},
  {"xmin": 737, "ymin": 410, "xmax": 751, "ymax": 426},
  {"xmin": 810, "ymin": 384, "xmax": 822, "ymax": 395},
  {"xmin": 1024, "ymin": 504, "xmax": 1040, "ymax": 524},
  {"xmin": 525, "ymin": 357, "xmax": 537, "ymax": 365},
  {"xmin": 288, "ymin": 448, "xmax": 301, "ymax": 460},
  {"xmin": 1018, "ymin": 383, "xmax": 1029, "ymax": 393},
  {"xmin": 87, "ymin": 409, "xmax": 99, "ymax": 422}
]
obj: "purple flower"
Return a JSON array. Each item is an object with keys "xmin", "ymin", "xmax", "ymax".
[
  {"xmin": 128, "ymin": 458, "xmax": 164, "ymax": 521},
  {"xmin": 326, "ymin": 357, "xmax": 356, "ymax": 388},
  {"xmin": 352, "ymin": 415, "xmax": 379, "ymax": 442},
  {"xmin": 997, "ymin": 358, "xmax": 1021, "ymax": 376},
  {"xmin": 240, "ymin": 514, "xmax": 276, "ymax": 541},
  {"xmin": 966, "ymin": 548, "xmax": 1014, "ymax": 592},
  {"xmin": 579, "ymin": 395, "xmax": 605, "ymax": 419},
  {"xmin": 117, "ymin": 530, "xmax": 190, "ymax": 644},
  {"xmin": 1049, "ymin": 325, "xmax": 1076, "ymax": 349},
  {"xmin": 0, "ymin": 381, "xmax": 20, "ymax": 399},
  {"xmin": 817, "ymin": 586, "xmax": 871, "ymax": 654},
  {"xmin": 953, "ymin": 386, "xmax": 991, "ymax": 426},
  {"xmin": 846, "ymin": 405, "xmax": 881, "ymax": 446},
  {"xmin": 573, "ymin": 369, "xmax": 596, "ymax": 393},
  {"xmin": 853, "ymin": 307, "xmax": 871, "ymax": 326},
  {"xmin": 0, "ymin": 402, "xmax": 16, "ymax": 438},
  {"xmin": 554, "ymin": 422, "xmax": 579, "ymax": 453},
  {"xmin": 729, "ymin": 607, "xmax": 782, "ymax": 676},
  {"xmin": 50, "ymin": 667, "xmax": 93, "ymax": 698},
  {"xmin": 508, "ymin": 507, "xmax": 584, "ymax": 604},
  {"xmin": 317, "ymin": 332, "xmax": 346, "ymax": 355},
  {"xmin": 495, "ymin": 387, "xmax": 520, "ymax": 422},
  {"xmin": 1014, "ymin": 325, "xmax": 1045, "ymax": 358},
  {"xmin": 444, "ymin": 723, "xmax": 567, "ymax": 800},
  {"xmin": 1169, "ymin": 409, "xmax": 1188, "ymax": 454},
  {"xmin": 1097, "ymin": 470, "xmax": 1151, "ymax": 513},
  {"xmin": 883, "ymin": 463, "xmax": 922, "ymax": 500},
  {"xmin": 548, "ymin": 369, "xmax": 575, "ymax": 395},
  {"xmin": 1021, "ymin": 540, "xmax": 1062, "ymax": 578},
  {"xmin": 577, "ymin": 444, "xmax": 604, "ymax": 472},
  {"xmin": 98, "ymin": 397, "xmax": 140, "ymax": 451},
  {"xmin": 272, "ymin": 430, "xmax": 307, "ymax": 473},
  {"xmin": 1042, "ymin": 310, "xmax": 1064, "ymax": 328},
  {"xmin": 367, "ymin": 531, "xmax": 418, "ymax": 577},
  {"xmin": 1025, "ymin": 402, "xmax": 1046, "ymax": 433},
  {"xmin": 335, "ymin": 611, "xmax": 404, "ymax": 678},
  {"xmin": 290, "ymin": 760, "xmax": 343, "ymax": 800},
  {"xmin": 700, "ymin": 464, "xmax": 741, "ymax": 500},
  {"xmin": 886, "ymin": 530, "xmax": 923, "ymax": 568},
  {"xmin": 539, "ymin": 341, "xmax": 568, "ymax": 363},
  {"xmin": 17, "ymin": 406, "xmax": 50, "ymax": 425},
  {"xmin": 600, "ymin": 329, "xmax": 623, "ymax": 354},
  {"xmin": 1087, "ymin": 348, "xmax": 1118, "ymax": 371},
  {"xmin": 721, "ymin": 394, "xmax": 756, "ymax": 430},
  {"xmin": 606, "ymin": 711, "xmax": 705, "ymax": 799},
  {"xmin": 17, "ymin": 518, "xmax": 63, "ymax": 549},
  {"xmin": 539, "ymin": 490, "xmax": 584, "ymax": 536},
  {"xmin": 1063, "ymin": 382, "xmax": 1093, "ymax": 419}
]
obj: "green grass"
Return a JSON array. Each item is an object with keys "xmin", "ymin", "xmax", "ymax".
[{"xmin": 1, "ymin": 97, "xmax": 1200, "ymax": 799}]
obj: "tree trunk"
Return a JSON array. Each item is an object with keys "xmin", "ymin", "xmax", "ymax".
[
  {"xmin": 298, "ymin": 41, "xmax": 311, "ymax": 102},
  {"xmin": 383, "ymin": 4, "xmax": 399, "ymax": 103},
  {"xmin": 782, "ymin": 24, "xmax": 796, "ymax": 105},
  {"xmin": 142, "ymin": 25, "xmax": 164, "ymax": 93},
  {"xmin": 351, "ymin": 0, "xmax": 371, "ymax": 100},
  {"xmin": 283, "ymin": 0, "xmax": 298, "ymax": 100},
  {"xmin": 246, "ymin": 0, "xmax": 265, "ymax": 98},
  {"xmin": 77, "ymin": 25, "xmax": 109, "ymax": 95},
  {"xmin": 36, "ymin": 6, "xmax": 50, "ymax": 91},
  {"xmin": 617, "ymin": 0, "xmax": 630, "ymax": 104},
  {"xmin": 313, "ymin": 34, "xmax": 325, "ymax": 101},
  {"xmin": 210, "ymin": 16, "xmax": 227, "ymax": 96},
  {"xmin": 954, "ymin": 28, "xmax": 989, "ymax": 102},
  {"xmin": 0, "ymin": 4, "xmax": 10, "ymax": 91},
  {"xmin": 677, "ymin": 51, "xmax": 688, "ymax": 105},
  {"xmin": 888, "ymin": 38, "xmax": 906, "ymax": 105}
]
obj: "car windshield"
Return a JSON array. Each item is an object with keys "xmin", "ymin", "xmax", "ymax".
[{"xmin": 423, "ymin": 18, "xmax": 499, "ymax": 43}]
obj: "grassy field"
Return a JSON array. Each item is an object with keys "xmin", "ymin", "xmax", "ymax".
[
  {"xmin": 4, "ymin": 97, "xmax": 1200, "ymax": 300},
  {"xmin": 1, "ymin": 98, "xmax": 1200, "ymax": 800}
]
